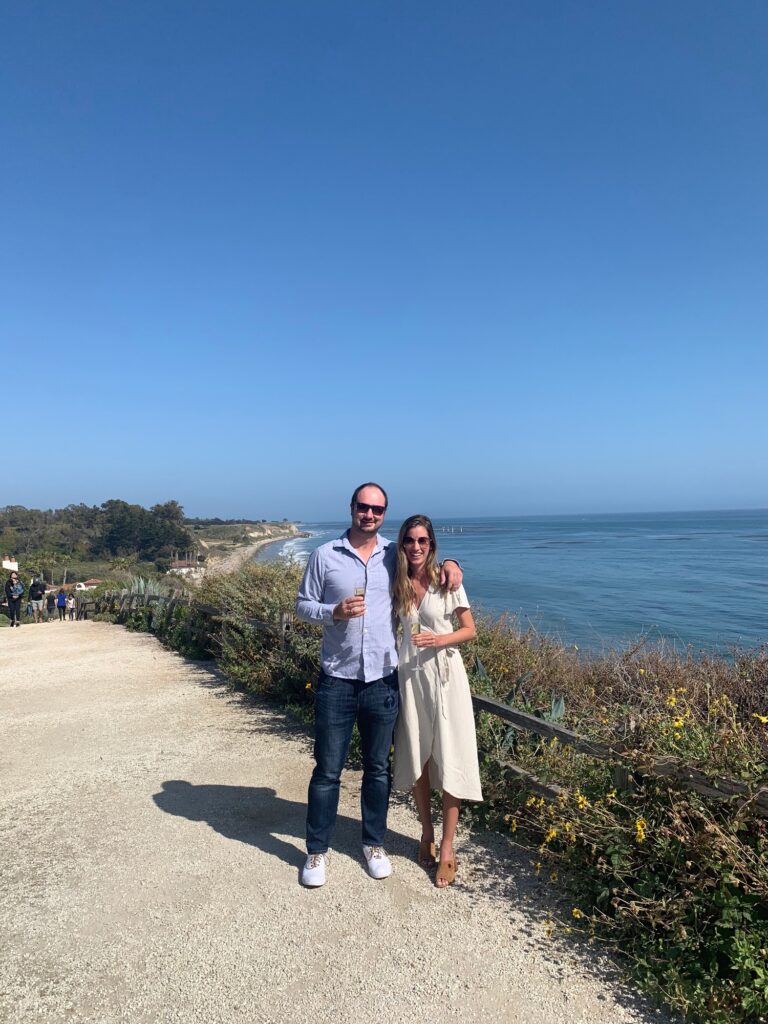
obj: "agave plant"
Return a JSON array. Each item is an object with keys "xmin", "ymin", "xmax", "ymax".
[{"xmin": 127, "ymin": 575, "xmax": 165, "ymax": 597}]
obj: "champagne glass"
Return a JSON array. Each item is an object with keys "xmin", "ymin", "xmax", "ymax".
[{"xmin": 411, "ymin": 620, "xmax": 421, "ymax": 676}]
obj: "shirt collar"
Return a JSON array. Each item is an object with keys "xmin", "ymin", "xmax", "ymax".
[{"xmin": 335, "ymin": 529, "xmax": 391, "ymax": 556}]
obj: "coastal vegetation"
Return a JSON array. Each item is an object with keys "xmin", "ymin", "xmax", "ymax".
[
  {"xmin": 0, "ymin": 500, "xmax": 192, "ymax": 579},
  {"xmin": 0, "ymin": 501, "xmax": 291, "ymax": 583},
  {"xmin": 104, "ymin": 558, "xmax": 767, "ymax": 1024}
]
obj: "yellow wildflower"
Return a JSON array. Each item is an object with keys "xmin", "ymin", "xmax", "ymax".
[
  {"xmin": 673, "ymin": 717, "xmax": 684, "ymax": 729},
  {"xmin": 572, "ymin": 907, "xmax": 584, "ymax": 919},
  {"xmin": 576, "ymin": 791, "xmax": 590, "ymax": 811},
  {"xmin": 635, "ymin": 817, "xmax": 647, "ymax": 843},
  {"xmin": 526, "ymin": 795, "xmax": 536, "ymax": 808},
  {"xmin": 533, "ymin": 861, "xmax": 542, "ymax": 876},
  {"xmin": 606, "ymin": 788, "xmax": 617, "ymax": 801},
  {"xmin": 550, "ymin": 870, "xmax": 558, "ymax": 882},
  {"xmin": 543, "ymin": 827, "xmax": 558, "ymax": 844},
  {"xmin": 638, "ymin": 668, "xmax": 645, "ymax": 676},
  {"xmin": 665, "ymin": 694, "xmax": 677, "ymax": 707},
  {"xmin": 752, "ymin": 713, "xmax": 768, "ymax": 725},
  {"xmin": 508, "ymin": 818, "xmax": 517, "ymax": 833},
  {"xmin": 305, "ymin": 681, "xmax": 313, "ymax": 691}
]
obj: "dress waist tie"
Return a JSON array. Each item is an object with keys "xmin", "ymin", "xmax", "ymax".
[{"xmin": 436, "ymin": 647, "xmax": 455, "ymax": 720}]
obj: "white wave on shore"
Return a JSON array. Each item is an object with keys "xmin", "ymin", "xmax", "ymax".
[{"xmin": 276, "ymin": 536, "xmax": 311, "ymax": 566}]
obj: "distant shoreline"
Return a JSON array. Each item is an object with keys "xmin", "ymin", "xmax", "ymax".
[{"xmin": 203, "ymin": 523, "xmax": 306, "ymax": 575}]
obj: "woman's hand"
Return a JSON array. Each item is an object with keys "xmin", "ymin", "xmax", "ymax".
[{"xmin": 412, "ymin": 631, "xmax": 443, "ymax": 649}]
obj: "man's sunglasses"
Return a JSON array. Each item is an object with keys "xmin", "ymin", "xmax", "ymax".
[
  {"xmin": 403, "ymin": 537, "xmax": 431, "ymax": 547},
  {"xmin": 355, "ymin": 502, "xmax": 386, "ymax": 516}
]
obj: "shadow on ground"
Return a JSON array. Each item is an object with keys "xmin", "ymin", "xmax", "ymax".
[
  {"xmin": 152, "ymin": 781, "xmax": 417, "ymax": 878},
  {"xmin": 157, "ymin": 650, "xmax": 674, "ymax": 1021}
]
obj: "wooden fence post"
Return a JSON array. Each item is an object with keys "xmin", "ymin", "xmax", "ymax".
[
  {"xmin": 184, "ymin": 593, "xmax": 194, "ymax": 645},
  {"xmin": 280, "ymin": 611, "xmax": 293, "ymax": 649}
]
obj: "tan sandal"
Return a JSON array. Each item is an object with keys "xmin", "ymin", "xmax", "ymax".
[
  {"xmin": 435, "ymin": 855, "xmax": 457, "ymax": 888},
  {"xmin": 418, "ymin": 839, "xmax": 436, "ymax": 867}
]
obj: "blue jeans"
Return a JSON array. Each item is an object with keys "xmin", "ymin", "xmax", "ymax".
[{"xmin": 306, "ymin": 670, "xmax": 399, "ymax": 854}]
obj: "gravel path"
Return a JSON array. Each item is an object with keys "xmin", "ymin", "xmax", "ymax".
[{"xmin": 0, "ymin": 622, "xmax": 670, "ymax": 1024}]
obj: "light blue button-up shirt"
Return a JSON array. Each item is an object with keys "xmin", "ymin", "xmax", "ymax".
[{"xmin": 296, "ymin": 531, "xmax": 398, "ymax": 683}]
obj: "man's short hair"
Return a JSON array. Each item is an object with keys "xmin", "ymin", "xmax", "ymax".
[{"xmin": 350, "ymin": 482, "xmax": 389, "ymax": 510}]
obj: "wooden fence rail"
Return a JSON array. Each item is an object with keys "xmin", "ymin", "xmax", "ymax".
[
  {"xmin": 82, "ymin": 589, "xmax": 768, "ymax": 818},
  {"xmin": 471, "ymin": 693, "xmax": 768, "ymax": 816}
]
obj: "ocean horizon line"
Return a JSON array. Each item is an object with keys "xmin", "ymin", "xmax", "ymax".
[{"xmin": 291, "ymin": 506, "xmax": 767, "ymax": 526}]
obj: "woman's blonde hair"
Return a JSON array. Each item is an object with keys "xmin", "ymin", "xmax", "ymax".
[{"xmin": 392, "ymin": 514, "xmax": 441, "ymax": 617}]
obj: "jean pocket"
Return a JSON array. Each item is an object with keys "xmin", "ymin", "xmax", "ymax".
[{"xmin": 382, "ymin": 679, "xmax": 399, "ymax": 712}]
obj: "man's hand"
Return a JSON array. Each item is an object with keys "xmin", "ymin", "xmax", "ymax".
[
  {"xmin": 333, "ymin": 595, "xmax": 366, "ymax": 620},
  {"xmin": 440, "ymin": 559, "xmax": 463, "ymax": 592}
]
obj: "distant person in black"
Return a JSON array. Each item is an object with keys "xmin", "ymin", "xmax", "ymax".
[
  {"xmin": 4, "ymin": 571, "xmax": 24, "ymax": 627},
  {"xmin": 28, "ymin": 576, "xmax": 46, "ymax": 623},
  {"xmin": 46, "ymin": 591, "xmax": 56, "ymax": 622}
]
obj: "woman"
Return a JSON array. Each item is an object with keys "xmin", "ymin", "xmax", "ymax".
[
  {"xmin": 46, "ymin": 590, "xmax": 56, "ymax": 622},
  {"xmin": 4, "ymin": 570, "xmax": 24, "ymax": 627},
  {"xmin": 67, "ymin": 593, "xmax": 76, "ymax": 621},
  {"xmin": 56, "ymin": 589, "xmax": 67, "ymax": 621},
  {"xmin": 392, "ymin": 515, "xmax": 483, "ymax": 888}
]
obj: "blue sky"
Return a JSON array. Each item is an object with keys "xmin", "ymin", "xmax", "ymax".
[{"xmin": 2, "ymin": 1, "xmax": 766, "ymax": 521}]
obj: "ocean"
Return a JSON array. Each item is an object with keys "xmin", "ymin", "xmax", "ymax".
[{"xmin": 255, "ymin": 510, "xmax": 768, "ymax": 654}]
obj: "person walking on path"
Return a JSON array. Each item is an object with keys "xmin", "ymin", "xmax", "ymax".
[
  {"xmin": 28, "ymin": 576, "xmax": 46, "ymax": 623},
  {"xmin": 391, "ymin": 514, "xmax": 483, "ymax": 889},
  {"xmin": 56, "ymin": 589, "xmax": 67, "ymax": 621},
  {"xmin": 46, "ymin": 591, "xmax": 56, "ymax": 622},
  {"xmin": 295, "ymin": 483, "xmax": 462, "ymax": 888},
  {"xmin": 4, "ymin": 571, "xmax": 24, "ymax": 627},
  {"xmin": 67, "ymin": 594, "xmax": 76, "ymax": 621}
]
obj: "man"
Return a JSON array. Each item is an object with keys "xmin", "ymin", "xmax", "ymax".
[
  {"xmin": 28, "ymin": 576, "xmax": 47, "ymax": 624},
  {"xmin": 295, "ymin": 482, "xmax": 462, "ymax": 887}
]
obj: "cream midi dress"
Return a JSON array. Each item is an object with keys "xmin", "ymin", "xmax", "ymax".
[{"xmin": 393, "ymin": 584, "xmax": 483, "ymax": 801}]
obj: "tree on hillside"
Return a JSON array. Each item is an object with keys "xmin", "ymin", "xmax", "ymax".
[
  {"xmin": 110, "ymin": 555, "xmax": 137, "ymax": 574},
  {"xmin": 98, "ymin": 499, "xmax": 192, "ymax": 561},
  {"xmin": 59, "ymin": 553, "xmax": 72, "ymax": 585},
  {"xmin": 34, "ymin": 549, "xmax": 58, "ymax": 584}
]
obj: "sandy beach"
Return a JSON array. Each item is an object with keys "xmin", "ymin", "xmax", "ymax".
[{"xmin": 203, "ymin": 524, "xmax": 301, "ymax": 575}]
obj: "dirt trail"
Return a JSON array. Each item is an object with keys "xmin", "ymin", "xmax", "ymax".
[{"xmin": 0, "ymin": 622, "xmax": 670, "ymax": 1024}]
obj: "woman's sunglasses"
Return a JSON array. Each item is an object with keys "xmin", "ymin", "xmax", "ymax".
[{"xmin": 403, "ymin": 537, "xmax": 431, "ymax": 547}]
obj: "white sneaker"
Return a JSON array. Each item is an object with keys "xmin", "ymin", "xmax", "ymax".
[
  {"xmin": 301, "ymin": 852, "xmax": 330, "ymax": 887},
  {"xmin": 362, "ymin": 845, "xmax": 392, "ymax": 880}
]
